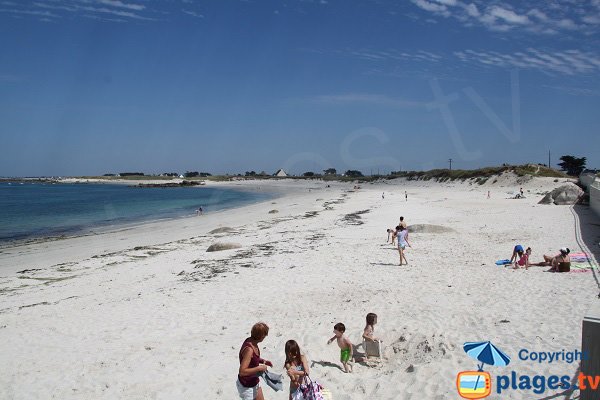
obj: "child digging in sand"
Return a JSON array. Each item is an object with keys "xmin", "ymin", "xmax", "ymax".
[{"xmin": 327, "ymin": 323, "xmax": 353, "ymax": 373}]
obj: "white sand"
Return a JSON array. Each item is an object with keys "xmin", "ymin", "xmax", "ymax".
[{"xmin": 0, "ymin": 176, "xmax": 598, "ymax": 399}]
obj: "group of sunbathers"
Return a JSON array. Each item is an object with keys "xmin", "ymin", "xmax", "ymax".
[{"xmin": 509, "ymin": 244, "xmax": 571, "ymax": 272}]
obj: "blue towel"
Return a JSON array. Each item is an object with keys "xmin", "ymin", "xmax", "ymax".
[{"xmin": 495, "ymin": 259, "xmax": 511, "ymax": 265}]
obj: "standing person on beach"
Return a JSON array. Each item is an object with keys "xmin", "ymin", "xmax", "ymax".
[
  {"xmin": 284, "ymin": 340, "xmax": 309, "ymax": 400},
  {"xmin": 399, "ymin": 216, "xmax": 407, "ymax": 229},
  {"xmin": 362, "ymin": 313, "xmax": 380, "ymax": 342},
  {"xmin": 397, "ymin": 225, "xmax": 411, "ymax": 266},
  {"xmin": 237, "ymin": 322, "xmax": 273, "ymax": 400},
  {"xmin": 327, "ymin": 323, "xmax": 353, "ymax": 373},
  {"xmin": 405, "ymin": 191, "xmax": 408, "ymax": 201}
]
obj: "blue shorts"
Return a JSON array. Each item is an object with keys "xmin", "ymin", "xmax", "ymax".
[{"xmin": 514, "ymin": 245, "xmax": 523, "ymax": 253}]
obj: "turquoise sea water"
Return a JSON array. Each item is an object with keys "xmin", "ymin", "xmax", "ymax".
[{"xmin": 0, "ymin": 182, "xmax": 272, "ymax": 242}]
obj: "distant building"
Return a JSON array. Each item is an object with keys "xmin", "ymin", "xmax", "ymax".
[{"xmin": 274, "ymin": 169, "xmax": 287, "ymax": 177}]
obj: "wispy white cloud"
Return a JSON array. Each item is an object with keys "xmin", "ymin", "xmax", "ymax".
[
  {"xmin": 97, "ymin": 0, "xmax": 145, "ymax": 12},
  {"xmin": 344, "ymin": 49, "xmax": 443, "ymax": 63},
  {"xmin": 543, "ymin": 84, "xmax": 600, "ymax": 96},
  {"xmin": 411, "ymin": 0, "xmax": 451, "ymax": 17},
  {"xmin": 0, "ymin": 0, "xmax": 199, "ymax": 22},
  {"xmin": 0, "ymin": 7, "xmax": 59, "ymax": 18},
  {"xmin": 408, "ymin": 0, "xmax": 600, "ymax": 35},
  {"xmin": 182, "ymin": 9, "xmax": 203, "ymax": 18},
  {"xmin": 454, "ymin": 48, "xmax": 600, "ymax": 75},
  {"xmin": 309, "ymin": 93, "xmax": 428, "ymax": 108}
]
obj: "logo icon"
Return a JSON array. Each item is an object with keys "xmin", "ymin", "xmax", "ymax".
[
  {"xmin": 456, "ymin": 371, "xmax": 492, "ymax": 399},
  {"xmin": 457, "ymin": 341, "xmax": 510, "ymax": 399}
]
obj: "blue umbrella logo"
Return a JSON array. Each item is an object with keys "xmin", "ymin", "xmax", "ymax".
[
  {"xmin": 461, "ymin": 341, "xmax": 510, "ymax": 396},
  {"xmin": 463, "ymin": 341, "xmax": 511, "ymax": 371}
]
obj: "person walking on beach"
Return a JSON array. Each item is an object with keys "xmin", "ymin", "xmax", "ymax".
[
  {"xmin": 397, "ymin": 225, "xmax": 411, "ymax": 266},
  {"xmin": 196, "ymin": 206, "xmax": 203, "ymax": 216},
  {"xmin": 237, "ymin": 322, "xmax": 273, "ymax": 400},
  {"xmin": 405, "ymin": 191, "xmax": 408, "ymax": 201},
  {"xmin": 399, "ymin": 216, "xmax": 407, "ymax": 229},
  {"xmin": 327, "ymin": 323, "xmax": 353, "ymax": 373},
  {"xmin": 382, "ymin": 192, "xmax": 385, "ymax": 199},
  {"xmin": 284, "ymin": 340, "xmax": 309, "ymax": 400},
  {"xmin": 487, "ymin": 190, "xmax": 490, "ymax": 199}
]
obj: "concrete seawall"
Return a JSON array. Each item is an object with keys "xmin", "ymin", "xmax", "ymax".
[
  {"xmin": 591, "ymin": 180, "xmax": 600, "ymax": 218},
  {"xmin": 580, "ymin": 172, "xmax": 597, "ymax": 190}
]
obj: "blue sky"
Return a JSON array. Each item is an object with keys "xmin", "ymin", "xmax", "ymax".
[{"xmin": 1, "ymin": 0, "xmax": 599, "ymax": 176}]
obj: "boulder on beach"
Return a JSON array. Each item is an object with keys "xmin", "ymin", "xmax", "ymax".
[
  {"xmin": 209, "ymin": 227, "xmax": 236, "ymax": 234},
  {"xmin": 538, "ymin": 184, "xmax": 583, "ymax": 205},
  {"xmin": 206, "ymin": 242, "xmax": 242, "ymax": 252},
  {"xmin": 408, "ymin": 224, "xmax": 455, "ymax": 234}
]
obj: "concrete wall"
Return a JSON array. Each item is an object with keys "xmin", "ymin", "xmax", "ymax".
[
  {"xmin": 582, "ymin": 301, "xmax": 600, "ymax": 400},
  {"xmin": 591, "ymin": 179, "xmax": 600, "ymax": 218},
  {"xmin": 580, "ymin": 172, "xmax": 597, "ymax": 190}
]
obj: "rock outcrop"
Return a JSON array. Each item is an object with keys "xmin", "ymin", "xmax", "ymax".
[{"xmin": 538, "ymin": 184, "xmax": 583, "ymax": 205}]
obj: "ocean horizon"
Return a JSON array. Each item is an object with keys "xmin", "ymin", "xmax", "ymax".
[{"xmin": 0, "ymin": 182, "xmax": 273, "ymax": 243}]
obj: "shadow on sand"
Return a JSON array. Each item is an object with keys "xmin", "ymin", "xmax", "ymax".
[{"xmin": 310, "ymin": 360, "xmax": 344, "ymax": 372}]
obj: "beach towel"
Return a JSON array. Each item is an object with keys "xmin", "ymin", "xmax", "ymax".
[
  {"xmin": 495, "ymin": 259, "xmax": 511, "ymax": 265},
  {"xmin": 569, "ymin": 263, "xmax": 598, "ymax": 271},
  {"xmin": 570, "ymin": 252, "xmax": 589, "ymax": 258},
  {"xmin": 259, "ymin": 371, "xmax": 283, "ymax": 392},
  {"xmin": 569, "ymin": 252, "xmax": 591, "ymax": 263}
]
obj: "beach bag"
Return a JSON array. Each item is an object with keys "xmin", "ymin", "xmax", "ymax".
[{"xmin": 296, "ymin": 376, "xmax": 326, "ymax": 400}]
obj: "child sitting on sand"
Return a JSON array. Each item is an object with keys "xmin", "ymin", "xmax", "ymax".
[
  {"xmin": 513, "ymin": 247, "xmax": 531, "ymax": 270},
  {"xmin": 327, "ymin": 323, "xmax": 353, "ymax": 373},
  {"xmin": 284, "ymin": 340, "xmax": 309, "ymax": 400},
  {"xmin": 362, "ymin": 313, "xmax": 380, "ymax": 342}
]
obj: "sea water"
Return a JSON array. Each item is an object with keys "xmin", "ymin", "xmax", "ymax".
[{"xmin": 0, "ymin": 182, "xmax": 272, "ymax": 242}]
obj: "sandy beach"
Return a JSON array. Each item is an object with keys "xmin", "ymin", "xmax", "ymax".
[{"xmin": 1, "ymin": 176, "xmax": 599, "ymax": 399}]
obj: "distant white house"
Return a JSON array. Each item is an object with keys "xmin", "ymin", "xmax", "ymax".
[{"xmin": 273, "ymin": 169, "xmax": 287, "ymax": 177}]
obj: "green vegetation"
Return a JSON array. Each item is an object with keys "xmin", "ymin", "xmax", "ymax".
[
  {"xmin": 69, "ymin": 164, "xmax": 568, "ymax": 184},
  {"xmin": 389, "ymin": 164, "xmax": 567, "ymax": 182},
  {"xmin": 557, "ymin": 155, "xmax": 587, "ymax": 176}
]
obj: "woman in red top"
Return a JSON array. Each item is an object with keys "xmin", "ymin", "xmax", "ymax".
[{"xmin": 237, "ymin": 322, "xmax": 273, "ymax": 400}]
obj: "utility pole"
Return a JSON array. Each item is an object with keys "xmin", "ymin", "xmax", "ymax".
[
  {"xmin": 548, "ymin": 150, "xmax": 551, "ymax": 169},
  {"xmin": 449, "ymin": 158, "xmax": 453, "ymax": 171}
]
